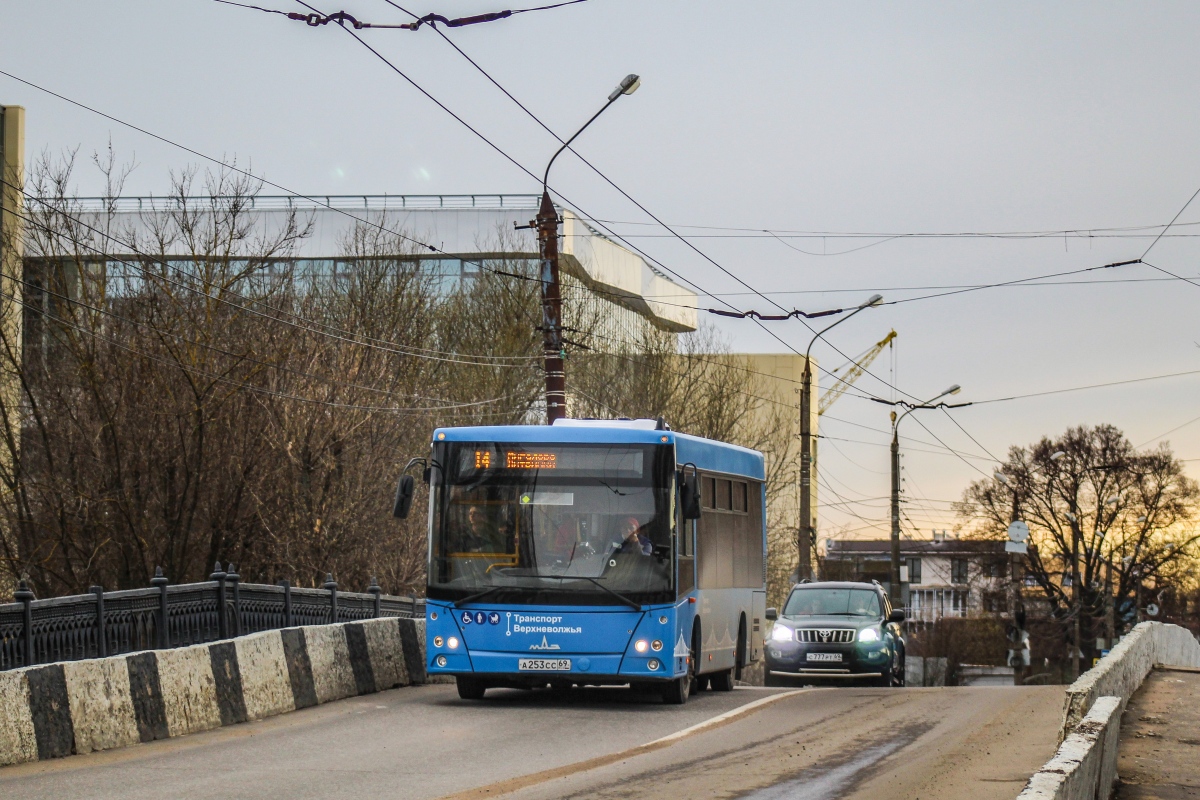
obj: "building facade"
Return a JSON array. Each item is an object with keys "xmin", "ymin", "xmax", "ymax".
[{"xmin": 824, "ymin": 534, "xmax": 1011, "ymax": 623}]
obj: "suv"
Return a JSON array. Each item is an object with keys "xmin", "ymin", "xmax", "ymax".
[{"xmin": 764, "ymin": 581, "xmax": 905, "ymax": 686}]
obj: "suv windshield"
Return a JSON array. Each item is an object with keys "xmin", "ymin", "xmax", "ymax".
[
  {"xmin": 784, "ymin": 588, "xmax": 881, "ymax": 617},
  {"xmin": 427, "ymin": 442, "xmax": 675, "ymax": 606}
]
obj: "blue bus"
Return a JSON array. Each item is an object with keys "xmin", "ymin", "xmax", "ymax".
[{"xmin": 393, "ymin": 418, "xmax": 768, "ymax": 704}]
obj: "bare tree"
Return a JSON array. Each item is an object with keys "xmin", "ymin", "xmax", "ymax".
[{"xmin": 955, "ymin": 424, "xmax": 1200, "ymax": 649}]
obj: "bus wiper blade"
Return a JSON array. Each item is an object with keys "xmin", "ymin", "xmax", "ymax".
[
  {"xmin": 454, "ymin": 586, "xmax": 509, "ymax": 608},
  {"xmin": 540, "ymin": 575, "xmax": 641, "ymax": 611}
]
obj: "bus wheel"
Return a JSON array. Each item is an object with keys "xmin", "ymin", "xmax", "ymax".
[
  {"xmin": 663, "ymin": 637, "xmax": 697, "ymax": 705},
  {"xmin": 456, "ymin": 676, "xmax": 487, "ymax": 700},
  {"xmin": 661, "ymin": 672, "xmax": 691, "ymax": 704},
  {"xmin": 710, "ymin": 669, "xmax": 734, "ymax": 691}
]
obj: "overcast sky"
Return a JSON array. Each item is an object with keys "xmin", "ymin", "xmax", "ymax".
[{"xmin": 5, "ymin": 1, "xmax": 1200, "ymax": 541}]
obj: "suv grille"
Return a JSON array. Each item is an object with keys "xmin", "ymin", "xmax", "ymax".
[{"xmin": 796, "ymin": 628, "xmax": 855, "ymax": 644}]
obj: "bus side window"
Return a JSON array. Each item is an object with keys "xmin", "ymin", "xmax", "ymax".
[{"xmin": 701, "ymin": 476, "xmax": 715, "ymax": 509}]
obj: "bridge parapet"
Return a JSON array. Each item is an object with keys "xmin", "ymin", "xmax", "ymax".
[
  {"xmin": 0, "ymin": 566, "xmax": 423, "ymax": 671},
  {"xmin": 0, "ymin": 615, "xmax": 429, "ymax": 767}
]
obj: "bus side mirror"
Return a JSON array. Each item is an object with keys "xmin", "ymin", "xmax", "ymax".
[
  {"xmin": 681, "ymin": 474, "xmax": 702, "ymax": 520},
  {"xmin": 766, "ymin": 607, "xmax": 778, "ymax": 621},
  {"xmin": 393, "ymin": 474, "xmax": 415, "ymax": 519}
]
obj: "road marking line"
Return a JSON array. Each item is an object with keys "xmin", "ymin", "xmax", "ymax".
[
  {"xmin": 645, "ymin": 689, "xmax": 807, "ymax": 746},
  {"xmin": 433, "ymin": 689, "xmax": 809, "ymax": 800}
]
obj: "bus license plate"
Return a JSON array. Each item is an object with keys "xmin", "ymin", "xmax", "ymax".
[
  {"xmin": 518, "ymin": 658, "xmax": 571, "ymax": 672},
  {"xmin": 807, "ymin": 652, "xmax": 842, "ymax": 662}
]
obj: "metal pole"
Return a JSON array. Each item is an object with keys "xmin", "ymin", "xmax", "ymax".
[
  {"xmin": 211, "ymin": 561, "xmax": 228, "ymax": 640},
  {"xmin": 151, "ymin": 566, "xmax": 169, "ymax": 649},
  {"xmin": 537, "ymin": 190, "xmax": 566, "ymax": 423},
  {"xmin": 889, "ymin": 423, "xmax": 902, "ymax": 606},
  {"xmin": 798, "ymin": 358, "xmax": 813, "ymax": 581},
  {"xmin": 91, "ymin": 584, "xmax": 107, "ymax": 658},
  {"xmin": 227, "ymin": 563, "xmax": 241, "ymax": 637},
  {"xmin": 368, "ymin": 577, "xmax": 382, "ymax": 618},
  {"xmin": 1105, "ymin": 561, "xmax": 1115, "ymax": 644},
  {"xmin": 14, "ymin": 577, "xmax": 34, "ymax": 667},
  {"xmin": 325, "ymin": 574, "xmax": 338, "ymax": 624},
  {"xmin": 1071, "ymin": 525, "xmax": 1081, "ymax": 679},
  {"xmin": 279, "ymin": 579, "xmax": 293, "ymax": 628}
]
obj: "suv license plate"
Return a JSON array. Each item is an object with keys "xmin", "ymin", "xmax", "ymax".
[
  {"xmin": 807, "ymin": 652, "xmax": 842, "ymax": 662},
  {"xmin": 518, "ymin": 658, "xmax": 571, "ymax": 671}
]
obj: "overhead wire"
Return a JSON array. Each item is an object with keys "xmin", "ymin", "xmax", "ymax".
[{"xmin": 358, "ymin": 1, "xmax": 917, "ymax": 404}]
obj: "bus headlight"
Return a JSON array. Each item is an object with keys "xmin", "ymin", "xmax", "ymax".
[
  {"xmin": 433, "ymin": 636, "xmax": 444, "ymax": 647},
  {"xmin": 858, "ymin": 628, "xmax": 881, "ymax": 644},
  {"xmin": 770, "ymin": 625, "xmax": 794, "ymax": 643},
  {"xmin": 447, "ymin": 637, "xmax": 460, "ymax": 649},
  {"xmin": 436, "ymin": 655, "xmax": 448, "ymax": 667},
  {"xmin": 651, "ymin": 640, "xmax": 663, "ymax": 651},
  {"xmin": 647, "ymin": 659, "xmax": 660, "ymax": 671},
  {"xmin": 634, "ymin": 639, "xmax": 649, "ymax": 653}
]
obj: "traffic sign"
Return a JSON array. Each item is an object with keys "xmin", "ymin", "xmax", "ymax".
[
  {"xmin": 1005, "ymin": 541, "xmax": 1028, "ymax": 554},
  {"xmin": 1007, "ymin": 520, "xmax": 1030, "ymax": 543},
  {"xmin": 1145, "ymin": 603, "xmax": 1160, "ymax": 618}
]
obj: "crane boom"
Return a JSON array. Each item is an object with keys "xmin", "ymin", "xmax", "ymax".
[{"xmin": 818, "ymin": 330, "xmax": 896, "ymax": 415}]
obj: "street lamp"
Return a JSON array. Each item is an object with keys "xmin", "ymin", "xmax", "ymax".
[
  {"xmin": 797, "ymin": 293, "xmax": 883, "ymax": 580},
  {"xmin": 534, "ymin": 73, "xmax": 640, "ymax": 423},
  {"xmin": 877, "ymin": 384, "xmax": 962, "ymax": 606}
]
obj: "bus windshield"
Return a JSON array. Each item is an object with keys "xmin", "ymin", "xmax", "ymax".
[{"xmin": 427, "ymin": 442, "xmax": 675, "ymax": 606}]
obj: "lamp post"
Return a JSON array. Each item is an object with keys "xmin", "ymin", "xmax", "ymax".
[
  {"xmin": 534, "ymin": 73, "xmax": 640, "ymax": 423},
  {"xmin": 797, "ymin": 294, "xmax": 883, "ymax": 580},
  {"xmin": 878, "ymin": 384, "xmax": 962, "ymax": 606}
]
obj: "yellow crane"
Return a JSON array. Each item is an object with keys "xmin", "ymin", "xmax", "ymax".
[{"xmin": 818, "ymin": 330, "xmax": 897, "ymax": 415}]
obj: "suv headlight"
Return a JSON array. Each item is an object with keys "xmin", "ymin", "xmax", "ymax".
[
  {"xmin": 770, "ymin": 625, "xmax": 794, "ymax": 643},
  {"xmin": 857, "ymin": 628, "xmax": 881, "ymax": 644}
]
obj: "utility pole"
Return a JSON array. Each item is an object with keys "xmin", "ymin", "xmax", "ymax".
[
  {"xmin": 530, "ymin": 74, "xmax": 640, "ymax": 424},
  {"xmin": 889, "ymin": 421, "xmax": 902, "ymax": 603},
  {"xmin": 878, "ymin": 383, "xmax": 962, "ymax": 606},
  {"xmin": 798, "ymin": 356, "xmax": 816, "ymax": 581},
  {"xmin": 536, "ymin": 190, "xmax": 566, "ymax": 423},
  {"xmin": 0, "ymin": 105, "xmax": 24, "ymax": 595},
  {"xmin": 1071, "ymin": 522, "xmax": 1081, "ymax": 679},
  {"xmin": 797, "ymin": 294, "xmax": 881, "ymax": 581}
]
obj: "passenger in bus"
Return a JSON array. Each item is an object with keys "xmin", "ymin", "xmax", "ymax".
[
  {"xmin": 456, "ymin": 505, "xmax": 503, "ymax": 553},
  {"xmin": 616, "ymin": 516, "xmax": 653, "ymax": 556},
  {"xmin": 533, "ymin": 508, "xmax": 578, "ymax": 563}
]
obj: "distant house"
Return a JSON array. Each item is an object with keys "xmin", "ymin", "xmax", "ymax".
[{"xmin": 823, "ymin": 534, "xmax": 1011, "ymax": 622}]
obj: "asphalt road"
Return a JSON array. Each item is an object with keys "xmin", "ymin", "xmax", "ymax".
[{"xmin": 0, "ymin": 682, "xmax": 1063, "ymax": 800}]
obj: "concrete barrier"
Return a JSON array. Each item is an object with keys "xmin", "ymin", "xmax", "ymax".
[
  {"xmin": 1060, "ymin": 621, "xmax": 1200, "ymax": 738},
  {"xmin": 1018, "ymin": 696, "xmax": 1122, "ymax": 800},
  {"xmin": 0, "ymin": 616, "xmax": 428, "ymax": 768}
]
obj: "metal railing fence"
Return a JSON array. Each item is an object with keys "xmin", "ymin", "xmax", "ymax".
[{"xmin": 0, "ymin": 563, "xmax": 423, "ymax": 671}]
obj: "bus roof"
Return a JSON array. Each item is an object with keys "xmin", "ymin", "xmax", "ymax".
[{"xmin": 432, "ymin": 421, "xmax": 765, "ymax": 480}]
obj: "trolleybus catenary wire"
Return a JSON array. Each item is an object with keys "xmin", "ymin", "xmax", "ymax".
[
  {"xmin": 379, "ymin": 0, "xmax": 1171, "ymax": 458},
  {"xmin": 304, "ymin": 3, "xmax": 920, "ymax": 406},
  {"xmin": 0, "ymin": 66, "xmax": 919, "ymax": 409},
  {"xmin": 0, "ymin": 71, "xmax": 707, "ymax": 345}
]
